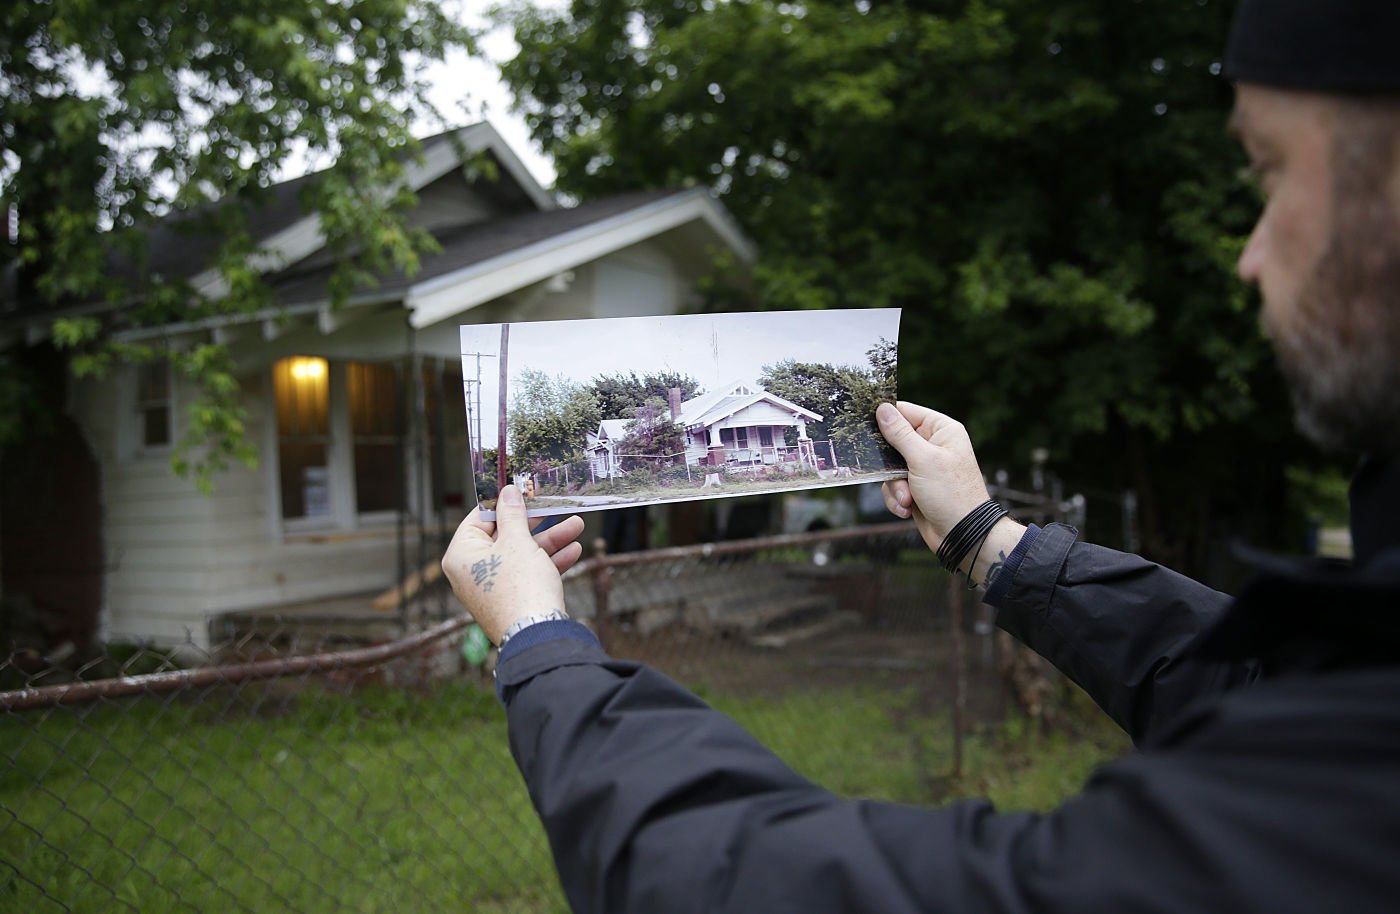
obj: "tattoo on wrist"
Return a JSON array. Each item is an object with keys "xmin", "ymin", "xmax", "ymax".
[
  {"xmin": 982, "ymin": 550, "xmax": 1008, "ymax": 590},
  {"xmin": 471, "ymin": 554, "xmax": 502, "ymax": 592}
]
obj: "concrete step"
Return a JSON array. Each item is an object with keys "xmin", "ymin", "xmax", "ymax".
[{"xmin": 695, "ymin": 592, "xmax": 839, "ymax": 636}]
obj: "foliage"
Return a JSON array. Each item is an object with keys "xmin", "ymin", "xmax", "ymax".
[
  {"xmin": 760, "ymin": 338, "xmax": 898, "ymax": 470},
  {"xmin": 1, "ymin": 0, "xmax": 472, "ymax": 490},
  {"xmin": 473, "ymin": 471, "xmax": 500, "ymax": 502},
  {"xmin": 498, "ymin": 0, "xmax": 1343, "ymax": 574},
  {"xmin": 591, "ymin": 370, "xmax": 702, "ymax": 420},
  {"xmin": 616, "ymin": 396, "xmax": 686, "ymax": 467},
  {"xmin": 508, "ymin": 368, "xmax": 602, "ymax": 467}
]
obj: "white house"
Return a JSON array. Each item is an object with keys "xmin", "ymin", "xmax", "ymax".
[
  {"xmin": 0, "ymin": 123, "xmax": 756, "ymax": 651},
  {"xmin": 588, "ymin": 381, "xmax": 824, "ymax": 480},
  {"xmin": 585, "ymin": 419, "xmax": 634, "ymax": 481}
]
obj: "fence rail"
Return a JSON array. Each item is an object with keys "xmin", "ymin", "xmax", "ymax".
[{"xmin": 2, "ymin": 521, "xmax": 1062, "ymax": 913}]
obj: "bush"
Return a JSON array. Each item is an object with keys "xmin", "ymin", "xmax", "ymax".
[
  {"xmin": 658, "ymin": 465, "xmax": 696, "ymax": 488},
  {"xmin": 604, "ymin": 466, "xmax": 659, "ymax": 493}
]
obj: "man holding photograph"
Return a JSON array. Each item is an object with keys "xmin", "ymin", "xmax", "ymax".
[{"xmin": 442, "ymin": 1, "xmax": 1400, "ymax": 910}]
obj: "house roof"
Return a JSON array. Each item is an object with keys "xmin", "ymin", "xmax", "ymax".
[
  {"xmin": 265, "ymin": 188, "xmax": 681, "ymax": 308},
  {"xmin": 595, "ymin": 419, "xmax": 632, "ymax": 441},
  {"xmin": 129, "ymin": 128, "xmax": 551, "ymax": 289},
  {"xmin": 5, "ymin": 126, "xmax": 757, "ymax": 348},
  {"xmin": 403, "ymin": 187, "xmax": 754, "ymax": 329},
  {"xmin": 2, "ymin": 122, "xmax": 556, "ymax": 334},
  {"xmin": 677, "ymin": 381, "xmax": 822, "ymax": 427}
]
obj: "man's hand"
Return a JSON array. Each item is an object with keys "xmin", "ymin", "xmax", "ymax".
[
  {"xmin": 442, "ymin": 485, "xmax": 586, "ymax": 645},
  {"xmin": 876, "ymin": 401, "xmax": 1025, "ymax": 584}
]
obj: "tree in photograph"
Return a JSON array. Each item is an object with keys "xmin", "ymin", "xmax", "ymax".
[
  {"xmin": 615, "ymin": 397, "xmax": 685, "ymax": 471},
  {"xmin": 591, "ymin": 371, "xmax": 702, "ymax": 420},
  {"xmin": 832, "ymin": 339, "xmax": 900, "ymax": 469},
  {"xmin": 499, "ymin": 0, "xmax": 1332, "ymax": 574},
  {"xmin": 1, "ymin": 0, "xmax": 472, "ymax": 489},
  {"xmin": 757, "ymin": 360, "xmax": 853, "ymax": 445},
  {"xmin": 760, "ymin": 339, "xmax": 898, "ymax": 469},
  {"xmin": 508, "ymin": 369, "xmax": 602, "ymax": 469}
]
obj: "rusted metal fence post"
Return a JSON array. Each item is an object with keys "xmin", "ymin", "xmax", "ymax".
[
  {"xmin": 947, "ymin": 573, "xmax": 968, "ymax": 780},
  {"xmin": 590, "ymin": 537, "xmax": 613, "ymax": 652}
]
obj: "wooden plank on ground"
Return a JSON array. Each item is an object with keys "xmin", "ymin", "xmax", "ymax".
[{"xmin": 373, "ymin": 559, "xmax": 443, "ymax": 611}]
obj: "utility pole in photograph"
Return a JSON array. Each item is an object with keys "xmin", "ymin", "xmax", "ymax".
[
  {"xmin": 497, "ymin": 323, "xmax": 510, "ymax": 493},
  {"xmin": 460, "ymin": 349, "xmax": 497, "ymax": 475}
]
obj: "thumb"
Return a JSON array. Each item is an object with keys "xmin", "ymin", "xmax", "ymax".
[
  {"xmin": 876, "ymin": 402, "xmax": 931, "ymax": 469},
  {"xmin": 493, "ymin": 485, "xmax": 534, "ymax": 542}
]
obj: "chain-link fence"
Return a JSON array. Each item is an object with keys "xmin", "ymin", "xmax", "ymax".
[
  {"xmin": 2, "ymin": 521, "xmax": 1060, "ymax": 913},
  {"xmin": 514, "ymin": 438, "xmax": 881, "ymax": 504}
]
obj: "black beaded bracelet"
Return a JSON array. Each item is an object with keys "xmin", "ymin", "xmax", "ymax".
[{"xmin": 936, "ymin": 499, "xmax": 1009, "ymax": 574}]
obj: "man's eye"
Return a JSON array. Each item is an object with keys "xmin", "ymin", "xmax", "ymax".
[{"xmin": 1242, "ymin": 163, "xmax": 1274, "ymax": 199}]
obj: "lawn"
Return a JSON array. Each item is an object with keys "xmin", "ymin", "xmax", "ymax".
[{"xmin": 1, "ymin": 677, "xmax": 1127, "ymax": 913}]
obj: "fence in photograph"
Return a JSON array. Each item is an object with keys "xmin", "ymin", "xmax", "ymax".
[
  {"xmin": 2, "ymin": 522, "xmax": 1090, "ymax": 914},
  {"xmin": 517, "ymin": 439, "xmax": 886, "ymax": 505}
]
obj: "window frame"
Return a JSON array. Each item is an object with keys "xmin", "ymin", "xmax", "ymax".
[
  {"xmin": 133, "ymin": 361, "xmax": 174, "ymax": 454},
  {"xmin": 272, "ymin": 356, "xmax": 417, "ymax": 535}
]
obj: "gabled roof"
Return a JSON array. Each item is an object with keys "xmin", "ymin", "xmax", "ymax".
[
  {"xmin": 5, "ymin": 123, "xmax": 758, "ymax": 348},
  {"xmin": 594, "ymin": 419, "xmax": 632, "ymax": 442},
  {"xmin": 677, "ymin": 380, "xmax": 822, "ymax": 427},
  {"xmin": 1, "ymin": 122, "xmax": 553, "ymax": 332},
  {"xmin": 404, "ymin": 187, "xmax": 753, "ymax": 329},
  {"xmin": 133, "ymin": 126, "xmax": 553, "ymax": 291},
  {"xmin": 266, "ymin": 188, "xmax": 681, "ymax": 309}
]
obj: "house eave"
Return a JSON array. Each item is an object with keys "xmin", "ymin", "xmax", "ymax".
[
  {"xmin": 187, "ymin": 122, "xmax": 557, "ymax": 300},
  {"xmin": 405, "ymin": 189, "xmax": 756, "ymax": 330}
]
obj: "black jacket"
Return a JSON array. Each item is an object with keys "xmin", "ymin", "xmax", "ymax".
[{"xmin": 498, "ymin": 462, "xmax": 1400, "ymax": 913}]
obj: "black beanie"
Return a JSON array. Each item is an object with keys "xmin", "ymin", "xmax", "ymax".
[{"xmin": 1226, "ymin": 0, "xmax": 1400, "ymax": 93}]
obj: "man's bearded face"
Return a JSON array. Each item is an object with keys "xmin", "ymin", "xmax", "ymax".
[
  {"xmin": 1235, "ymin": 85, "xmax": 1400, "ymax": 456},
  {"xmin": 1273, "ymin": 176, "xmax": 1400, "ymax": 455}
]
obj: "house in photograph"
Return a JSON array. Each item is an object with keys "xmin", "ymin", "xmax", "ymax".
[
  {"xmin": 588, "ymin": 381, "xmax": 825, "ymax": 480},
  {"xmin": 0, "ymin": 122, "xmax": 755, "ymax": 652},
  {"xmin": 585, "ymin": 419, "xmax": 635, "ymax": 481}
]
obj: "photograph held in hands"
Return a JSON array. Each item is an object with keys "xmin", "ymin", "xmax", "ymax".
[{"xmin": 460, "ymin": 308, "xmax": 905, "ymax": 519}]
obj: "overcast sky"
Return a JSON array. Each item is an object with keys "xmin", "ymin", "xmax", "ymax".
[
  {"xmin": 459, "ymin": 309, "xmax": 900, "ymax": 451},
  {"xmin": 418, "ymin": 1, "xmax": 558, "ymax": 187}
]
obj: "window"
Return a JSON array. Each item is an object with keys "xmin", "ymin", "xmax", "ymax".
[
  {"xmin": 347, "ymin": 361, "xmax": 401, "ymax": 514},
  {"xmin": 135, "ymin": 362, "xmax": 172, "ymax": 448},
  {"xmin": 735, "ymin": 427, "xmax": 749, "ymax": 449},
  {"xmin": 274, "ymin": 357, "xmax": 330, "ymax": 521},
  {"xmin": 758, "ymin": 427, "xmax": 774, "ymax": 448},
  {"xmin": 272, "ymin": 356, "xmax": 448, "ymax": 527}
]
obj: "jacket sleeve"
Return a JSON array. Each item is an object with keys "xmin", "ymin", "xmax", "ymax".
[
  {"xmin": 501, "ymin": 638, "xmax": 1259, "ymax": 914},
  {"xmin": 988, "ymin": 523, "xmax": 1259, "ymax": 743}
]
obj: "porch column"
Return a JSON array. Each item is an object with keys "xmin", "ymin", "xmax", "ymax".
[{"xmin": 707, "ymin": 423, "xmax": 726, "ymax": 467}]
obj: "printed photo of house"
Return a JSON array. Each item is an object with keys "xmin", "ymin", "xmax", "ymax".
[{"xmin": 462, "ymin": 308, "xmax": 904, "ymax": 519}]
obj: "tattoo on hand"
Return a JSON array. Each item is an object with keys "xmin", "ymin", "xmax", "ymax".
[
  {"xmin": 983, "ymin": 550, "xmax": 1008, "ymax": 590},
  {"xmin": 471, "ymin": 554, "xmax": 502, "ymax": 592}
]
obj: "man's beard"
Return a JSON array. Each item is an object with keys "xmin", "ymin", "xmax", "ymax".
[{"xmin": 1271, "ymin": 189, "xmax": 1400, "ymax": 457}]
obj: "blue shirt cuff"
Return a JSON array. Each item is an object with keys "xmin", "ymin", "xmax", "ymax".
[
  {"xmin": 495, "ymin": 619, "xmax": 600, "ymax": 701},
  {"xmin": 982, "ymin": 523, "xmax": 1040, "ymax": 605}
]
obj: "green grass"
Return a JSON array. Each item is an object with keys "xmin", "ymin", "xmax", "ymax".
[{"xmin": 2, "ymin": 678, "xmax": 1127, "ymax": 912}]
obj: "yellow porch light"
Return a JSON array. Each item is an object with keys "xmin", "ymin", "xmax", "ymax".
[{"xmin": 289, "ymin": 357, "xmax": 327, "ymax": 381}]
